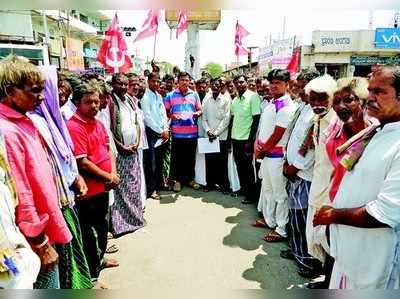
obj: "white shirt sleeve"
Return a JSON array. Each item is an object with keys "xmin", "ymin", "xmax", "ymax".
[
  {"xmin": 213, "ymin": 99, "xmax": 231, "ymax": 137},
  {"xmin": 276, "ymin": 106, "xmax": 294, "ymax": 128},
  {"xmin": 293, "ymin": 149, "xmax": 315, "ymax": 171},
  {"xmin": 202, "ymin": 99, "xmax": 211, "ymax": 134},
  {"xmin": 366, "ymin": 152, "xmax": 400, "ymax": 228}
]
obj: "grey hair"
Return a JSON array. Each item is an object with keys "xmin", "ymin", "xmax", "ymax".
[{"xmin": 335, "ymin": 77, "xmax": 369, "ymax": 100}]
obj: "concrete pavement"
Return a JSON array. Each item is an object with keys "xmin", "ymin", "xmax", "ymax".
[{"xmin": 100, "ymin": 187, "xmax": 309, "ymax": 291}]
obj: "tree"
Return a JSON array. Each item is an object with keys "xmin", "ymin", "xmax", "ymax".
[
  {"xmin": 204, "ymin": 62, "xmax": 224, "ymax": 78},
  {"xmin": 158, "ymin": 61, "xmax": 173, "ymax": 74}
]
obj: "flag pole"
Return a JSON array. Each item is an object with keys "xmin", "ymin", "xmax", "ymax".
[{"xmin": 153, "ymin": 32, "xmax": 157, "ymax": 60}]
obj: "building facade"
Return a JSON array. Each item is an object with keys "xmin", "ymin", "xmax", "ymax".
[
  {"xmin": 302, "ymin": 29, "xmax": 400, "ymax": 78},
  {"xmin": 0, "ymin": 10, "xmax": 111, "ymax": 71}
]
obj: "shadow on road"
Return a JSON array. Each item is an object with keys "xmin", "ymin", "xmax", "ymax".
[
  {"xmin": 159, "ymin": 187, "xmax": 205, "ymax": 204},
  {"xmin": 200, "ymin": 189, "xmax": 308, "ymax": 289}
]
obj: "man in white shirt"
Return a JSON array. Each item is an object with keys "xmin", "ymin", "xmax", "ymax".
[
  {"xmin": 314, "ymin": 66, "xmax": 400, "ymax": 289},
  {"xmin": 202, "ymin": 77, "xmax": 231, "ymax": 193},
  {"xmin": 141, "ymin": 72, "xmax": 170, "ymax": 200},
  {"xmin": 254, "ymin": 69, "xmax": 296, "ymax": 242},
  {"xmin": 280, "ymin": 69, "xmax": 322, "ymax": 278},
  {"xmin": 304, "ymin": 74, "xmax": 338, "ymax": 289}
]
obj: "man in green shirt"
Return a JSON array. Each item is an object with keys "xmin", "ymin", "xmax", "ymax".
[{"xmin": 229, "ymin": 75, "xmax": 261, "ymax": 204}]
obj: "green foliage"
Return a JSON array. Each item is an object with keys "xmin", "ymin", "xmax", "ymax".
[{"xmin": 204, "ymin": 62, "xmax": 224, "ymax": 78}]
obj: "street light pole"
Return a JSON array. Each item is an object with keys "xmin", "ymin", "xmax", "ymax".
[{"xmin": 247, "ymin": 46, "xmax": 258, "ymax": 74}]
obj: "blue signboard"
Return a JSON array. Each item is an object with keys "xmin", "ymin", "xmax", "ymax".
[
  {"xmin": 375, "ymin": 28, "xmax": 400, "ymax": 49},
  {"xmin": 83, "ymin": 48, "xmax": 98, "ymax": 59}
]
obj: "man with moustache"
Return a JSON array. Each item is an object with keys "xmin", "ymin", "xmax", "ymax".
[
  {"xmin": 314, "ymin": 66, "xmax": 400, "ymax": 289},
  {"xmin": 109, "ymin": 73, "xmax": 146, "ymax": 237},
  {"xmin": 303, "ymin": 74, "xmax": 338, "ymax": 288},
  {"xmin": 67, "ymin": 81, "xmax": 120, "ymax": 287},
  {"xmin": 141, "ymin": 72, "xmax": 169, "ymax": 200},
  {"xmin": 279, "ymin": 69, "xmax": 322, "ymax": 278},
  {"xmin": 308, "ymin": 77, "xmax": 375, "ymax": 288},
  {"xmin": 202, "ymin": 77, "xmax": 231, "ymax": 193},
  {"xmin": 164, "ymin": 72, "xmax": 202, "ymax": 192},
  {"xmin": 230, "ymin": 75, "xmax": 261, "ymax": 204},
  {"xmin": 163, "ymin": 74, "xmax": 175, "ymax": 94}
]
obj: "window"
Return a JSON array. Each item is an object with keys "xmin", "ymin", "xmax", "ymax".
[{"xmin": 79, "ymin": 14, "xmax": 88, "ymax": 24}]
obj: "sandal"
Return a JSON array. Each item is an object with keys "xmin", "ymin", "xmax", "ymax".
[
  {"xmin": 100, "ymin": 258, "xmax": 119, "ymax": 270},
  {"xmin": 251, "ymin": 218, "xmax": 272, "ymax": 228},
  {"xmin": 105, "ymin": 244, "xmax": 119, "ymax": 254},
  {"xmin": 107, "ymin": 232, "xmax": 114, "ymax": 240},
  {"xmin": 262, "ymin": 231, "xmax": 287, "ymax": 243}
]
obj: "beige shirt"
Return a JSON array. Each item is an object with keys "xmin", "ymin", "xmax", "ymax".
[
  {"xmin": 308, "ymin": 109, "xmax": 338, "ymax": 208},
  {"xmin": 202, "ymin": 93, "xmax": 231, "ymax": 141}
]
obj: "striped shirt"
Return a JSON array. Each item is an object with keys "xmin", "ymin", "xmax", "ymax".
[{"xmin": 164, "ymin": 88, "xmax": 201, "ymax": 139}]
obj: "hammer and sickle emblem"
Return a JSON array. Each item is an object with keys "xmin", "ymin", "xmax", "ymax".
[{"xmin": 105, "ymin": 35, "xmax": 126, "ymax": 73}]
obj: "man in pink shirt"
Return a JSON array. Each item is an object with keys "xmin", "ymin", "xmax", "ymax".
[{"xmin": 0, "ymin": 55, "xmax": 72, "ymax": 288}]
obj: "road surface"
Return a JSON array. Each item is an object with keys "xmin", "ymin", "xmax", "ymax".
[{"xmin": 100, "ymin": 187, "xmax": 309, "ymax": 291}]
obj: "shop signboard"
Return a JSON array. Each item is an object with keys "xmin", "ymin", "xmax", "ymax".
[
  {"xmin": 375, "ymin": 28, "xmax": 400, "ymax": 49},
  {"xmin": 313, "ymin": 31, "xmax": 358, "ymax": 52},
  {"xmin": 83, "ymin": 48, "xmax": 98, "ymax": 59},
  {"xmin": 271, "ymin": 36, "xmax": 298, "ymax": 69},
  {"xmin": 257, "ymin": 46, "xmax": 273, "ymax": 72},
  {"xmin": 350, "ymin": 55, "xmax": 400, "ymax": 65},
  {"xmin": 66, "ymin": 38, "xmax": 84, "ymax": 71}
]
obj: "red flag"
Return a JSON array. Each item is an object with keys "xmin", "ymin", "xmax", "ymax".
[
  {"xmin": 97, "ymin": 14, "xmax": 132, "ymax": 74},
  {"xmin": 134, "ymin": 10, "xmax": 160, "ymax": 43},
  {"xmin": 176, "ymin": 9, "xmax": 189, "ymax": 38},
  {"xmin": 235, "ymin": 21, "xmax": 250, "ymax": 56},
  {"xmin": 286, "ymin": 47, "xmax": 301, "ymax": 74}
]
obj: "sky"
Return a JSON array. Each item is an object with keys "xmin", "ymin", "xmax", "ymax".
[{"xmin": 101, "ymin": 9, "xmax": 398, "ymax": 69}]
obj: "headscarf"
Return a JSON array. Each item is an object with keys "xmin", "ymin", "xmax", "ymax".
[{"xmin": 35, "ymin": 66, "xmax": 74, "ymax": 164}]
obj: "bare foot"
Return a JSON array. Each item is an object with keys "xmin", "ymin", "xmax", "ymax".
[
  {"xmin": 101, "ymin": 258, "xmax": 120, "ymax": 269},
  {"xmin": 92, "ymin": 281, "xmax": 108, "ymax": 289}
]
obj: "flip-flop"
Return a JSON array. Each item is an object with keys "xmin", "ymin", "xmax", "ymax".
[
  {"xmin": 105, "ymin": 244, "xmax": 119, "ymax": 254},
  {"xmin": 262, "ymin": 231, "xmax": 287, "ymax": 243}
]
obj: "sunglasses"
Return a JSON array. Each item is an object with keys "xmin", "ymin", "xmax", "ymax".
[{"xmin": 21, "ymin": 84, "xmax": 45, "ymax": 96}]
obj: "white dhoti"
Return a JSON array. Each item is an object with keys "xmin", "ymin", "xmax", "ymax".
[
  {"xmin": 228, "ymin": 151, "xmax": 240, "ymax": 192},
  {"xmin": 195, "ymin": 147, "xmax": 207, "ymax": 186},
  {"xmin": 305, "ymin": 205, "xmax": 330, "ymax": 263},
  {"xmin": 258, "ymin": 157, "xmax": 288, "ymax": 237}
]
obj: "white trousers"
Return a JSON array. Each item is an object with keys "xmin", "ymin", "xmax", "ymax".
[{"xmin": 257, "ymin": 157, "xmax": 288, "ymax": 237}]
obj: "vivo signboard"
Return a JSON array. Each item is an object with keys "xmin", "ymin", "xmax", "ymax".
[{"xmin": 375, "ymin": 28, "xmax": 400, "ymax": 49}]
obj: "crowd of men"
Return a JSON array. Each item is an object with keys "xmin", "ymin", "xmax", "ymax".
[{"xmin": 0, "ymin": 53, "xmax": 399, "ymax": 289}]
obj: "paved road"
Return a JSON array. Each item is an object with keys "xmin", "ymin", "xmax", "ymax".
[{"xmin": 100, "ymin": 187, "xmax": 308, "ymax": 291}]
